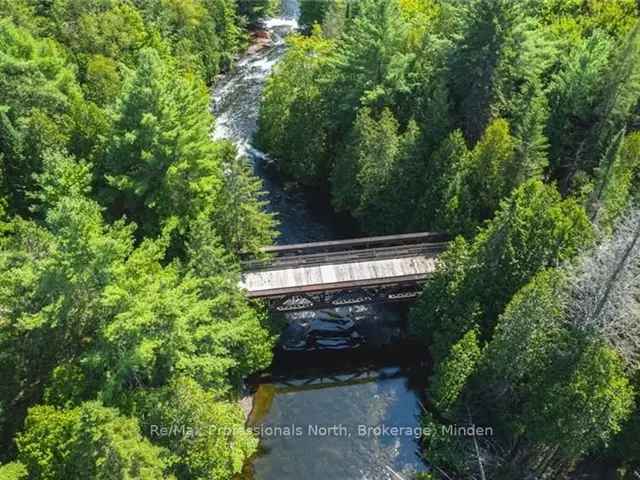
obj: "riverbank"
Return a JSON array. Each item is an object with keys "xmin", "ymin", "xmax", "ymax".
[{"xmin": 212, "ymin": 1, "xmax": 431, "ymax": 478}]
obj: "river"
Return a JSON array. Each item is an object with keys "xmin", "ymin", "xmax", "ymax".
[{"xmin": 212, "ymin": 2, "xmax": 429, "ymax": 478}]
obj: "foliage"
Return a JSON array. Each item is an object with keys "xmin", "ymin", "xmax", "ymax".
[
  {"xmin": 0, "ymin": 19, "xmax": 85, "ymax": 214},
  {"xmin": 423, "ymin": 212, "xmax": 640, "ymax": 477},
  {"xmin": 211, "ymin": 143, "xmax": 278, "ymax": 255},
  {"xmin": 331, "ymin": 107, "xmax": 419, "ymax": 233},
  {"xmin": 256, "ymin": 31, "xmax": 334, "ymax": 184},
  {"xmin": 16, "ymin": 402, "xmax": 173, "ymax": 479},
  {"xmin": 100, "ymin": 48, "xmax": 222, "ymax": 238},
  {"xmin": 136, "ymin": 377, "xmax": 258, "ymax": 480},
  {"xmin": 3, "ymin": 0, "xmax": 640, "ymax": 478},
  {"xmin": 410, "ymin": 179, "xmax": 593, "ymax": 362},
  {"xmin": 0, "ymin": 462, "xmax": 28, "ymax": 480},
  {"xmin": 429, "ymin": 328, "xmax": 482, "ymax": 413},
  {"xmin": 258, "ymin": 0, "xmax": 640, "ymax": 236}
]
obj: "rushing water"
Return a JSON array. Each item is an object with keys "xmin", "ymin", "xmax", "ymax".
[{"xmin": 211, "ymin": 2, "xmax": 429, "ymax": 478}]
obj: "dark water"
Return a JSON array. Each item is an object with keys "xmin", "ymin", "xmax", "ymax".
[
  {"xmin": 247, "ymin": 367, "xmax": 429, "ymax": 479},
  {"xmin": 211, "ymin": 2, "xmax": 430, "ymax": 478}
]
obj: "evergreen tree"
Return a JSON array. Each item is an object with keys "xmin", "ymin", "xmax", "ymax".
[
  {"xmin": 0, "ymin": 186, "xmax": 133, "ymax": 451},
  {"xmin": 211, "ymin": 142, "xmax": 278, "ymax": 256},
  {"xmin": 327, "ymin": 0, "xmax": 413, "ymax": 138},
  {"xmin": 331, "ymin": 107, "xmax": 419, "ymax": 233},
  {"xmin": 410, "ymin": 179, "xmax": 592, "ymax": 362},
  {"xmin": 413, "ymin": 129, "xmax": 470, "ymax": 232},
  {"xmin": 101, "ymin": 48, "xmax": 222, "ymax": 238},
  {"xmin": 588, "ymin": 22, "xmax": 640, "ymax": 173},
  {"xmin": 448, "ymin": 0, "xmax": 534, "ymax": 143},
  {"xmin": 546, "ymin": 32, "xmax": 612, "ymax": 188},
  {"xmin": 426, "ymin": 212, "xmax": 640, "ymax": 477},
  {"xmin": 137, "ymin": 377, "xmax": 258, "ymax": 480},
  {"xmin": 510, "ymin": 81, "xmax": 550, "ymax": 183},
  {"xmin": 451, "ymin": 118, "xmax": 517, "ymax": 234},
  {"xmin": 0, "ymin": 20, "xmax": 86, "ymax": 214},
  {"xmin": 141, "ymin": 0, "xmax": 242, "ymax": 82},
  {"xmin": 299, "ymin": 0, "xmax": 330, "ymax": 30},
  {"xmin": 429, "ymin": 327, "xmax": 482, "ymax": 413},
  {"xmin": 256, "ymin": 31, "xmax": 333, "ymax": 185}
]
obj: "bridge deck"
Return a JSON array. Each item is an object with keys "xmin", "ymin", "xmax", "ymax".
[{"xmin": 240, "ymin": 244, "xmax": 443, "ymax": 299}]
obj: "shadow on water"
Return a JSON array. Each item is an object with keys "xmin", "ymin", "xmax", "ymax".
[
  {"xmin": 212, "ymin": 0, "xmax": 431, "ymax": 478},
  {"xmin": 241, "ymin": 304, "xmax": 432, "ymax": 480}
]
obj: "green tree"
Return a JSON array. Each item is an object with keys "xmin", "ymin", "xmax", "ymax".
[
  {"xmin": 410, "ymin": 179, "xmax": 592, "ymax": 362},
  {"xmin": 211, "ymin": 143, "xmax": 278, "ymax": 256},
  {"xmin": 526, "ymin": 342, "xmax": 634, "ymax": 465},
  {"xmin": 546, "ymin": 32, "xmax": 612, "ymax": 188},
  {"xmin": 448, "ymin": 0, "xmax": 540, "ymax": 143},
  {"xmin": 236, "ymin": 0, "xmax": 275, "ymax": 24},
  {"xmin": 256, "ymin": 31, "xmax": 334, "ymax": 184},
  {"xmin": 138, "ymin": 377, "xmax": 258, "ymax": 480},
  {"xmin": 100, "ymin": 48, "xmax": 222, "ymax": 237},
  {"xmin": 429, "ymin": 328, "xmax": 482, "ymax": 414},
  {"xmin": 331, "ymin": 108, "xmax": 419, "ymax": 233},
  {"xmin": 141, "ymin": 0, "xmax": 242, "ymax": 82},
  {"xmin": 446, "ymin": 118, "xmax": 519, "ymax": 234},
  {"xmin": 0, "ymin": 462, "xmax": 27, "ymax": 480},
  {"xmin": 16, "ymin": 402, "xmax": 172, "ymax": 479},
  {"xmin": 299, "ymin": 0, "xmax": 330, "ymax": 30},
  {"xmin": 0, "ymin": 20, "xmax": 85, "ymax": 214},
  {"xmin": 413, "ymin": 130, "xmax": 469, "ymax": 232},
  {"xmin": 327, "ymin": 0, "xmax": 413, "ymax": 138}
]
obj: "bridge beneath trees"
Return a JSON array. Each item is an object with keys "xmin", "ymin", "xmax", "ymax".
[{"xmin": 240, "ymin": 232, "xmax": 449, "ymax": 312}]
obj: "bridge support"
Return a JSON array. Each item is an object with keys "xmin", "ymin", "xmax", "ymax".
[
  {"xmin": 263, "ymin": 283, "xmax": 424, "ymax": 312},
  {"xmin": 240, "ymin": 232, "xmax": 448, "ymax": 312}
]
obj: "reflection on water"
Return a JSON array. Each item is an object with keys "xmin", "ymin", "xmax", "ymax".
[
  {"xmin": 246, "ymin": 368, "xmax": 428, "ymax": 480},
  {"xmin": 212, "ymin": 1, "xmax": 431, "ymax": 478},
  {"xmin": 246, "ymin": 304, "xmax": 431, "ymax": 480},
  {"xmin": 279, "ymin": 305, "xmax": 406, "ymax": 352}
]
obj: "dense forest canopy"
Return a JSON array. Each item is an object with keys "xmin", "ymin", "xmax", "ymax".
[
  {"xmin": 257, "ymin": 0, "xmax": 640, "ymax": 478},
  {"xmin": 1, "ymin": 0, "xmax": 640, "ymax": 479},
  {"xmin": 0, "ymin": 0, "xmax": 277, "ymax": 478}
]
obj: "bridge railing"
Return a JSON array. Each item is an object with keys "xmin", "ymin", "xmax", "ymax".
[
  {"xmin": 240, "ymin": 232, "xmax": 450, "ymax": 272},
  {"xmin": 257, "ymin": 231, "xmax": 449, "ymax": 258}
]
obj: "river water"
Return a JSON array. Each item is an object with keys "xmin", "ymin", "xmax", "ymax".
[{"xmin": 212, "ymin": 2, "xmax": 429, "ymax": 478}]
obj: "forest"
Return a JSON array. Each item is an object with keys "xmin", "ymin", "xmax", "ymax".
[
  {"xmin": 259, "ymin": 0, "xmax": 640, "ymax": 478},
  {"xmin": 0, "ymin": 0, "xmax": 639, "ymax": 479},
  {"xmin": 0, "ymin": 0, "xmax": 278, "ymax": 479}
]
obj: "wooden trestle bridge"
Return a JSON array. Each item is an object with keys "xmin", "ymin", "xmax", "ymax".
[{"xmin": 240, "ymin": 232, "xmax": 449, "ymax": 312}]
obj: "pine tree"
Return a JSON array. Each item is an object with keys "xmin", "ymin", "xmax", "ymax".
[
  {"xmin": 327, "ymin": 0, "xmax": 413, "ymax": 138},
  {"xmin": 410, "ymin": 179, "xmax": 592, "ymax": 362},
  {"xmin": 101, "ymin": 48, "xmax": 222, "ymax": 237},
  {"xmin": 448, "ymin": 0, "xmax": 528, "ymax": 143},
  {"xmin": 510, "ymin": 81, "xmax": 550, "ymax": 184},
  {"xmin": 413, "ymin": 129, "xmax": 470, "ymax": 232},
  {"xmin": 588, "ymin": 22, "xmax": 640, "ymax": 172},
  {"xmin": 211, "ymin": 142, "xmax": 278, "ymax": 256},
  {"xmin": 546, "ymin": 32, "xmax": 612, "ymax": 189},
  {"xmin": 456, "ymin": 118, "xmax": 517, "ymax": 233},
  {"xmin": 331, "ymin": 107, "xmax": 419, "ymax": 233}
]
